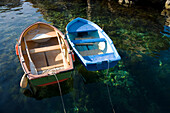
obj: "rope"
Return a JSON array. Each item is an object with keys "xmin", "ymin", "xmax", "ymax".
[
  {"xmin": 106, "ymin": 59, "xmax": 115, "ymax": 113},
  {"xmin": 54, "ymin": 74, "xmax": 67, "ymax": 113}
]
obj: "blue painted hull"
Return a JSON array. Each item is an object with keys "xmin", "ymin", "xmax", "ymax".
[
  {"xmin": 66, "ymin": 17, "xmax": 121, "ymax": 71},
  {"xmin": 85, "ymin": 60, "xmax": 119, "ymax": 71}
]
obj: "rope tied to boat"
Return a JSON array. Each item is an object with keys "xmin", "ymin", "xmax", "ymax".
[
  {"xmin": 106, "ymin": 59, "xmax": 116, "ymax": 113},
  {"xmin": 53, "ymin": 69, "xmax": 67, "ymax": 113}
]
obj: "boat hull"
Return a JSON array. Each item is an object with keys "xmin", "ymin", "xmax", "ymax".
[
  {"xmin": 16, "ymin": 22, "xmax": 74, "ymax": 87},
  {"xmin": 29, "ymin": 71, "xmax": 72, "ymax": 86},
  {"xmin": 85, "ymin": 61, "xmax": 119, "ymax": 71},
  {"xmin": 66, "ymin": 17, "xmax": 121, "ymax": 71},
  {"xmin": 74, "ymin": 52, "xmax": 119, "ymax": 71}
]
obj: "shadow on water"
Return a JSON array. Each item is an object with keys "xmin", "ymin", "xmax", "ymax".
[
  {"xmin": 23, "ymin": 77, "xmax": 74, "ymax": 100},
  {"xmin": 0, "ymin": 0, "xmax": 170, "ymax": 113}
]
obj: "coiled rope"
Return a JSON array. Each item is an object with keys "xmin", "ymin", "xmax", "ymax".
[
  {"xmin": 106, "ymin": 60, "xmax": 115, "ymax": 113},
  {"xmin": 54, "ymin": 74, "xmax": 67, "ymax": 113}
]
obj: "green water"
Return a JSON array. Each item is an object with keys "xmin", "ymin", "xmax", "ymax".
[{"xmin": 0, "ymin": 0, "xmax": 169, "ymax": 113}]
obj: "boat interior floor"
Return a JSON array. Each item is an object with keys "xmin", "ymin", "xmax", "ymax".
[
  {"xmin": 26, "ymin": 37, "xmax": 66, "ymax": 72},
  {"xmin": 74, "ymin": 37, "xmax": 104, "ymax": 56}
]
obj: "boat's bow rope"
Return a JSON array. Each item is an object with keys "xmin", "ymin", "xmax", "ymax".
[
  {"xmin": 53, "ymin": 70, "xmax": 67, "ymax": 113},
  {"xmin": 106, "ymin": 59, "xmax": 116, "ymax": 113}
]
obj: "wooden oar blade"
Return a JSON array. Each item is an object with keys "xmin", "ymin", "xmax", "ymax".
[{"xmin": 20, "ymin": 74, "xmax": 28, "ymax": 88}]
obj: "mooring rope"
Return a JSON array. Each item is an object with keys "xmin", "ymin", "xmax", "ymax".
[
  {"xmin": 54, "ymin": 74, "xmax": 67, "ymax": 113},
  {"xmin": 106, "ymin": 60, "xmax": 115, "ymax": 113}
]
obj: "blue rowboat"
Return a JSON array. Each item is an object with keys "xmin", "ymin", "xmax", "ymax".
[{"xmin": 66, "ymin": 17, "xmax": 121, "ymax": 71}]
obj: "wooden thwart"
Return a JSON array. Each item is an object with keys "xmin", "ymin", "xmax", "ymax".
[
  {"xmin": 75, "ymin": 37, "xmax": 95, "ymax": 40},
  {"xmin": 74, "ymin": 37, "xmax": 95, "ymax": 45},
  {"xmin": 29, "ymin": 45, "xmax": 61, "ymax": 54},
  {"xmin": 37, "ymin": 63, "xmax": 64, "ymax": 71},
  {"xmin": 79, "ymin": 49, "xmax": 103, "ymax": 56},
  {"xmin": 25, "ymin": 28, "xmax": 57, "ymax": 41},
  {"xmin": 75, "ymin": 43, "xmax": 94, "ymax": 46}
]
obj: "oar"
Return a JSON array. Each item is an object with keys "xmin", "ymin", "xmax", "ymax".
[
  {"xmin": 20, "ymin": 73, "xmax": 28, "ymax": 88},
  {"xmin": 24, "ymin": 38, "xmax": 38, "ymax": 75}
]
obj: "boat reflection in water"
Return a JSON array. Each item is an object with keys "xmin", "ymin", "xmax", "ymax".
[
  {"xmin": 22, "ymin": 77, "xmax": 73, "ymax": 100},
  {"xmin": 22, "ymin": 64, "xmax": 103, "ymax": 100},
  {"xmin": 160, "ymin": 25, "xmax": 170, "ymax": 37},
  {"xmin": 161, "ymin": 8, "xmax": 170, "ymax": 37}
]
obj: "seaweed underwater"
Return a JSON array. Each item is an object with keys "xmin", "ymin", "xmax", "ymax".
[{"xmin": 0, "ymin": 0, "xmax": 170, "ymax": 113}]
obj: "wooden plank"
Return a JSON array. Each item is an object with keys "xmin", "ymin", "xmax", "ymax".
[
  {"xmin": 81, "ymin": 45, "xmax": 88, "ymax": 51},
  {"xmin": 30, "ymin": 52, "xmax": 47, "ymax": 68},
  {"xmin": 35, "ymin": 34, "xmax": 64, "ymax": 71},
  {"xmin": 79, "ymin": 49, "xmax": 103, "ymax": 56},
  {"xmin": 73, "ymin": 38, "xmax": 105, "ymax": 44},
  {"xmin": 25, "ymin": 27, "xmax": 57, "ymax": 41},
  {"xmin": 37, "ymin": 63, "xmax": 64, "ymax": 71},
  {"xmin": 45, "ymin": 50, "xmax": 63, "ymax": 66},
  {"xmin": 87, "ymin": 43, "xmax": 98, "ymax": 50},
  {"xmin": 75, "ymin": 37, "xmax": 95, "ymax": 40},
  {"xmin": 29, "ymin": 45, "xmax": 61, "ymax": 54},
  {"xmin": 75, "ymin": 36, "xmax": 96, "ymax": 52},
  {"xmin": 75, "ymin": 43, "xmax": 94, "ymax": 46},
  {"xmin": 75, "ymin": 43, "xmax": 89, "ymax": 51},
  {"xmin": 29, "ymin": 35, "xmax": 56, "ymax": 41},
  {"xmin": 75, "ymin": 46, "xmax": 83, "ymax": 51},
  {"xmin": 26, "ymin": 37, "xmax": 59, "ymax": 49}
]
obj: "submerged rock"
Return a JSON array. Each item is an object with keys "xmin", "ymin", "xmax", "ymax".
[
  {"xmin": 165, "ymin": 0, "xmax": 170, "ymax": 9},
  {"xmin": 118, "ymin": 0, "xmax": 133, "ymax": 7}
]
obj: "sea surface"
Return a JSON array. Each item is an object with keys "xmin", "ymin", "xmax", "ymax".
[{"xmin": 0, "ymin": 0, "xmax": 169, "ymax": 113}]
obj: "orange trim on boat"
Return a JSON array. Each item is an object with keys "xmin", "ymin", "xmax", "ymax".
[
  {"xmin": 71, "ymin": 52, "xmax": 75, "ymax": 62},
  {"xmin": 15, "ymin": 44, "xmax": 19, "ymax": 56},
  {"xmin": 37, "ymin": 78, "xmax": 69, "ymax": 86}
]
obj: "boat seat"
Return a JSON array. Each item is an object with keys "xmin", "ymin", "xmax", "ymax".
[
  {"xmin": 72, "ymin": 38, "xmax": 106, "ymax": 44},
  {"xmin": 37, "ymin": 63, "xmax": 64, "ymax": 71},
  {"xmin": 74, "ymin": 37, "xmax": 96, "ymax": 45},
  {"xmin": 29, "ymin": 45, "xmax": 62, "ymax": 54},
  {"xmin": 26, "ymin": 31, "xmax": 58, "ymax": 41},
  {"xmin": 75, "ymin": 43, "xmax": 94, "ymax": 46},
  {"xmin": 75, "ymin": 37, "xmax": 95, "ymax": 40}
]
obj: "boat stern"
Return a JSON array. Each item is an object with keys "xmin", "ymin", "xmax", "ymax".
[{"xmin": 29, "ymin": 71, "xmax": 72, "ymax": 86}]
